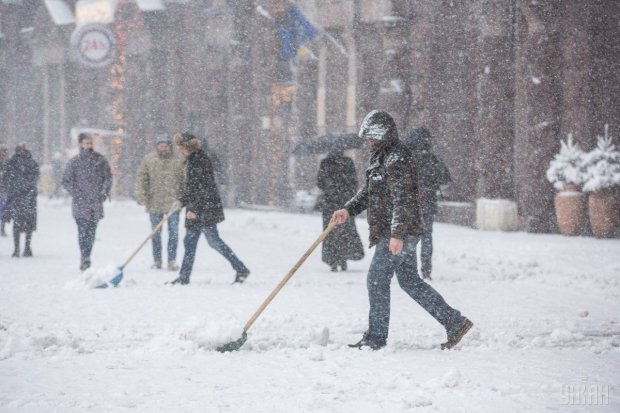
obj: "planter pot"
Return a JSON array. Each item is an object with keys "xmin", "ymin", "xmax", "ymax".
[
  {"xmin": 554, "ymin": 187, "xmax": 586, "ymax": 236},
  {"xmin": 588, "ymin": 188, "xmax": 620, "ymax": 238}
]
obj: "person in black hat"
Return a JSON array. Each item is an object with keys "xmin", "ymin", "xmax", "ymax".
[
  {"xmin": 135, "ymin": 132, "xmax": 186, "ymax": 270},
  {"xmin": 168, "ymin": 132, "xmax": 250, "ymax": 285},
  {"xmin": 331, "ymin": 110, "xmax": 472, "ymax": 350}
]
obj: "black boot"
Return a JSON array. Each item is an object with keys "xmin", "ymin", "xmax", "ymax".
[
  {"xmin": 349, "ymin": 334, "xmax": 386, "ymax": 351},
  {"xmin": 12, "ymin": 230, "xmax": 20, "ymax": 257},
  {"xmin": 22, "ymin": 232, "xmax": 32, "ymax": 257},
  {"xmin": 233, "ymin": 269, "xmax": 250, "ymax": 284},
  {"xmin": 339, "ymin": 261, "xmax": 347, "ymax": 271},
  {"xmin": 167, "ymin": 276, "xmax": 189, "ymax": 285},
  {"xmin": 79, "ymin": 259, "xmax": 91, "ymax": 271}
]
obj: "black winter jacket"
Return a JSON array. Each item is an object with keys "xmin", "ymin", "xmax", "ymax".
[
  {"xmin": 345, "ymin": 111, "xmax": 424, "ymax": 247},
  {"xmin": 180, "ymin": 149, "xmax": 225, "ymax": 228}
]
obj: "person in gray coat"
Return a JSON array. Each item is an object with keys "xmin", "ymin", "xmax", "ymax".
[{"xmin": 62, "ymin": 133, "xmax": 112, "ymax": 271}]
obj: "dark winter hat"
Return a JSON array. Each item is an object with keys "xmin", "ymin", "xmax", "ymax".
[
  {"xmin": 358, "ymin": 110, "xmax": 399, "ymax": 144},
  {"xmin": 173, "ymin": 132, "xmax": 201, "ymax": 152},
  {"xmin": 155, "ymin": 132, "xmax": 172, "ymax": 145}
]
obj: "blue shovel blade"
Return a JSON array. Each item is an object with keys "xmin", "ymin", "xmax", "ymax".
[{"xmin": 95, "ymin": 267, "xmax": 124, "ymax": 289}]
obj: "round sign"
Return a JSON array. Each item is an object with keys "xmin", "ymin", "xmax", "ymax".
[{"xmin": 70, "ymin": 23, "xmax": 117, "ymax": 69}]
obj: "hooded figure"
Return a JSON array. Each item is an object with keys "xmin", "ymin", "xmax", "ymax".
[
  {"xmin": 404, "ymin": 127, "xmax": 451, "ymax": 280},
  {"xmin": 2, "ymin": 144, "xmax": 40, "ymax": 257},
  {"xmin": 346, "ymin": 110, "xmax": 424, "ymax": 246},
  {"xmin": 317, "ymin": 150, "xmax": 364, "ymax": 271},
  {"xmin": 404, "ymin": 127, "xmax": 451, "ymax": 216},
  {"xmin": 330, "ymin": 110, "xmax": 472, "ymax": 351}
]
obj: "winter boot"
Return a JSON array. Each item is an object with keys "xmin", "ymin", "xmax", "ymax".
[
  {"xmin": 233, "ymin": 269, "xmax": 250, "ymax": 284},
  {"xmin": 441, "ymin": 318, "xmax": 474, "ymax": 350},
  {"xmin": 167, "ymin": 276, "xmax": 189, "ymax": 286},
  {"xmin": 339, "ymin": 261, "xmax": 347, "ymax": 271},
  {"xmin": 152, "ymin": 260, "xmax": 162, "ymax": 269},
  {"xmin": 348, "ymin": 334, "xmax": 386, "ymax": 351},
  {"xmin": 12, "ymin": 231, "xmax": 20, "ymax": 257},
  {"xmin": 167, "ymin": 261, "xmax": 179, "ymax": 271},
  {"xmin": 330, "ymin": 264, "xmax": 338, "ymax": 272},
  {"xmin": 22, "ymin": 233, "xmax": 32, "ymax": 257},
  {"xmin": 80, "ymin": 259, "xmax": 91, "ymax": 272}
]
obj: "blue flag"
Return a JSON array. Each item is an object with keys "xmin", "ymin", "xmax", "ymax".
[{"xmin": 276, "ymin": 5, "xmax": 319, "ymax": 60}]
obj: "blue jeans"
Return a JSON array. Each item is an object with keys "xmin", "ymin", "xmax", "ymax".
[
  {"xmin": 179, "ymin": 224, "xmax": 247, "ymax": 282},
  {"xmin": 76, "ymin": 218, "xmax": 99, "ymax": 262},
  {"xmin": 149, "ymin": 211, "xmax": 179, "ymax": 262},
  {"xmin": 365, "ymin": 236, "xmax": 465, "ymax": 342}
]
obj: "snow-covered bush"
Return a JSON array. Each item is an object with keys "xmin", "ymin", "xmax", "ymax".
[
  {"xmin": 546, "ymin": 135, "xmax": 587, "ymax": 191},
  {"xmin": 582, "ymin": 130, "xmax": 620, "ymax": 193}
]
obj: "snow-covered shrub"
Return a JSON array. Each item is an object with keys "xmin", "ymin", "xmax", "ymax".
[
  {"xmin": 546, "ymin": 135, "xmax": 587, "ymax": 191},
  {"xmin": 582, "ymin": 129, "xmax": 620, "ymax": 193}
]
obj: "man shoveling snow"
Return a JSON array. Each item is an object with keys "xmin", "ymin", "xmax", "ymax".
[{"xmin": 331, "ymin": 110, "xmax": 473, "ymax": 350}]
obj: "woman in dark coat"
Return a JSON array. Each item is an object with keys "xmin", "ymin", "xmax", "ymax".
[
  {"xmin": 2, "ymin": 144, "xmax": 40, "ymax": 257},
  {"xmin": 317, "ymin": 150, "xmax": 364, "ymax": 271}
]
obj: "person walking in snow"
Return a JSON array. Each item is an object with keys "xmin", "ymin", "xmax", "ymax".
[
  {"xmin": 168, "ymin": 132, "xmax": 250, "ymax": 285},
  {"xmin": 0, "ymin": 144, "xmax": 8, "ymax": 237},
  {"xmin": 62, "ymin": 133, "xmax": 112, "ymax": 271},
  {"xmin": 331, "ymin": 110, "xmax": 473, "ymax": 350},
  {"xmin": 404, "ymin": 127, "xmax": 452, "ymax": 280},
  {"xmin": 2, "ymin": 144, "xmax": 39, "ymax": 257},
  {"xmin": 135, "ymin": 132, "xmax": 186, "ymax": 271},
  {"xmin": 317, "ymin": 150, "xmax": 364, "ymax": 271}
]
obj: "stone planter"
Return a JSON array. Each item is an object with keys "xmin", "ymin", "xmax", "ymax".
[
  {"xmin": 554, "ymin": 184, "xmax": 586, "ymax": 236},
  {"xmin": 588, "ymin": 188, "xmax": 620, "ymax": 238}
]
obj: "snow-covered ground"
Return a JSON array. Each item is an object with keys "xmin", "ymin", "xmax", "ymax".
[{"xmin": 1, "ymin": 198, "xmax": 619, "ymax": 412}]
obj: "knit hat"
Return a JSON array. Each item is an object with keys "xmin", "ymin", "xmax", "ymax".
[{"xmin": 155, "ymin": 132, "xmax": 172, "ymax": 145}]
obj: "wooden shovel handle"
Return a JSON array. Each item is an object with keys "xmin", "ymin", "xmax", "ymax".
[
  {"xmin": 243, "ymin": 220, "xmax": 338, "ymax": 332},
  {"xmin": 121, "ymin": 207, "xmax": 180, "ymax": 268}
]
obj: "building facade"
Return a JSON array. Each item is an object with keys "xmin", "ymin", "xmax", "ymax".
[{"xmin": 1, "ymin": 0, "xmax": 619, "ymax": 232}]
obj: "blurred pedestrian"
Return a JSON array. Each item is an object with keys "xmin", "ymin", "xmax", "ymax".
[
  {"xmin": 2, "ymin": 144, "xmax": 39, "ymax": 257},
  {"xmin": 62, "ymin": 133, "xmax": 112, "ymax": 271},
  {"xmin": 404, "ymin": 127, "xmax": 451, "ymax": 280},
  {"xmin": 135, "ymin": 132, "xmax": 186, "ymax": 271},
  {"xmin": 317, "ymin": 150, "xmax": 364, "ymax": 271},
  {"xmin": 168, "ymin": 132, "xmax": 250, "ymax": 285},
  {"xmin": 0, "ymin": 144, "xmax": 8, "ymax": 237},
  {"xmin": 331, "ymin": 110, "xmax": 472, "ymax": 350}
]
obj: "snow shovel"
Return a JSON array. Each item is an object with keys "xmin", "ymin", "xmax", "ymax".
[
  {"xmin": 217, "ymin": 220, "xmax": 337, "ymax": 352},
  {"xmin": 96, "ymin": 207, "xmax": 181, "ymax": 289}
]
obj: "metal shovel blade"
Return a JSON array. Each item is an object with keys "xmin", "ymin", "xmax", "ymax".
[{"xmin": 216, "ymin": 331, "xmax": 248, "ymax": 353}]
